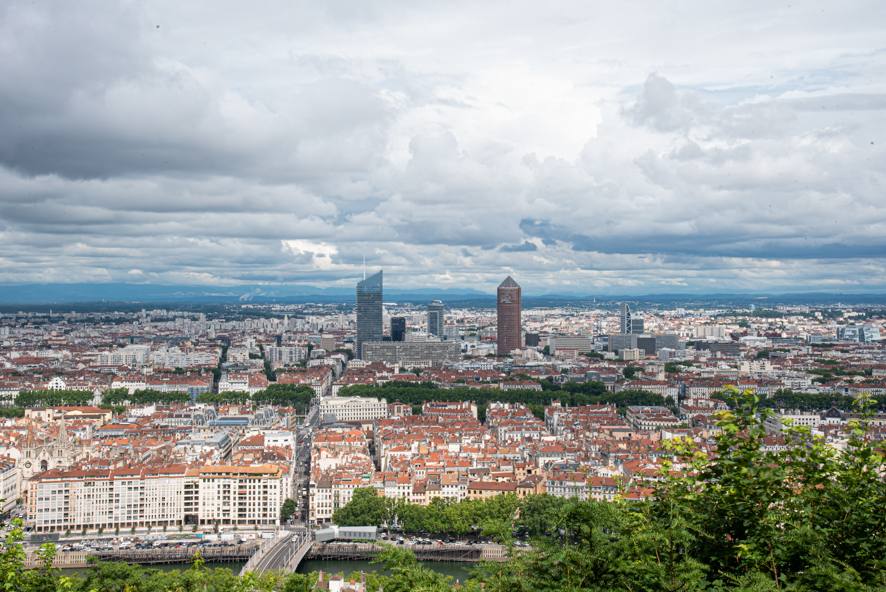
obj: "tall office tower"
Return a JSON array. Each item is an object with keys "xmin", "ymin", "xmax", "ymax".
[
  {"xmin": 620, "ymin": 302, "xmax": 632, "ymax": 334},
  {"xmin": 391, "ymin": 317, "xmax": 406, "ymax": 342},
  {"xmin": 427, "ymin": 300, "xmax": 445, "ymax": 337},
  {"xmin": 356, "ymin": 271, "xmax": 383, "ymax": 359},
  {"xmin": 620, "ymin": 302, "xmax": 644, "ymax": 334},
  {"xmin": 497, "ymin": 276, "xmax": 522, "ymax": 355}
]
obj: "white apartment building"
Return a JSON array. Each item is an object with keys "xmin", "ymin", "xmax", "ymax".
[
  {"xmin": 227, "ymin": 348, "xmax": 250, "ymax": 364},
  {"xmin": 195, "ymin": 465, "xmax": 285, "ymax": 528},
  {"xmin": 319, "ymin": 397, "xmax": 387, "ymax": 423},
  {"xmin": 242, "ymin": 430, "xmax": 295, "ymax": 449},
  {"xmin": 310, "ymin": 475, "xmax": 334, "ymax": 524},
  {"xmin": 763, "ymin": 410, "xmax": 822, "ymax": 434},
  {"xmin": 150, "ymin": 346, "xmax": 220, "ymax": 368},
  {"xmin": 218, "ymin": 373, "xmax": 268, "ymax": 395},
  {"xmin": 27, "ymin": 463, "xmax": 285, "ymax": 533},
  {"xmin": 0, "ymin": 458, "xmax": 19, "ymax": 515},
  {"xmin": 265, "ymin": 346, "xmax": 307, "ymax": 365},
  {"xmin": 739, "ymin": 360, "xmax": 774, "ymax": 374},
  {"xmin": 28, "ymin": 465, "xmax": 188, "ymax": 533},
  {"xmin": 620, "ymin": 348, "xmax": 643, "ymax": 361},
  {"xmin": 96, "ymin": 345, "xmax": 151, "ymax": 367}
]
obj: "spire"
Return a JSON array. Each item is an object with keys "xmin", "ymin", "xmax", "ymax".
[
  {"xmin": 26, "ymin": 420, "xmax": 37, "ymax": 448},
  {"xmin": 56, "ymin": 416, "xmax": 69, "ymax": 447}
]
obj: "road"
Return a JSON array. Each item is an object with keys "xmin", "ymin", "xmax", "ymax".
[
  {"xmin": 252, "ymin": 531, "xmax": 294, "ymax": 573},
  {"xmin": 293, "ymin": 414, "xmax": 314, "ymax": 524}
]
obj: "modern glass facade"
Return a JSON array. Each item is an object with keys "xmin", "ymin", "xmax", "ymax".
[
  {"xmin": 620, "ymin": 302, "xmax": 644, "ymax": 334},
  {"xmin": 391, "ymin": 317, "xmax": 406, "ymax": 342},
  {"xmin": 427, "ymin": 300, "xmax": 444, "ymax": 337},
  {"xmin": 356, "ymin": 271, "xmax": 383, "ymax": 359}
]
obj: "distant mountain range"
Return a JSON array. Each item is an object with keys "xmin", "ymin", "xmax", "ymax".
[
  {"xmin": 0, "ymin": 283, "xmax": 490, "ymax": 304},
  {"xmin": 0, "ymin": 283, "xmax": 884, "ymax": 306}
]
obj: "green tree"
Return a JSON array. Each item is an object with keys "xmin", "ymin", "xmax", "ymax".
[
  {"xmin": 370, "ymin": 545, "xmax": 453, "ymax": 592},
  {"xmin": 622, "ymin": 365, "xmax": 641, "ymax": 379},
  {"xmin": 280, "ymin": 498, "xmax": 297, "ymax": 521},
  {"xmin": 333, "ymin": 488, "xmax": 387, "ymax": 526}
]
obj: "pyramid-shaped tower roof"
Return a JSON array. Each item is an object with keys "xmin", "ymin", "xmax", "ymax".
[{"xmin": 498, "ymin": 276, "xmax": 520, "ymax": 288}]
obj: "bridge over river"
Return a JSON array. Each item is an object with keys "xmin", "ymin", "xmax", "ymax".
[{"xmin": 240, "ymin": 530, "xmax": 313, "ymax": 576}]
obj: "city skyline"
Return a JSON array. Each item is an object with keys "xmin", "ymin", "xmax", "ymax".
[{"xmin": 1, "ymin": 1, "xmax": 885, "ymax": 294}]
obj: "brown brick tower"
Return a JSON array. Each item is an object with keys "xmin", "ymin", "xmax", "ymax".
[{"xmin": 497, "ymin": 276, "xmax": 522, "ymax": 356}]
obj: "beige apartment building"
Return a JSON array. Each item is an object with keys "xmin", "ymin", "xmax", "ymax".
[{"xmin": 28, "ymin": 463, "xmax": 285, "ymax": 533}]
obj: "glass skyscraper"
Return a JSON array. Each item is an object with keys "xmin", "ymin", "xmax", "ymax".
[
  {"xmin": 356, "ymin": 271, "xmax": 383, "ymax": 359},
  {"xmin": 620, "ymin": 302, "xmax": 644, "ymax": 334},
  {"xmin": 391, "ymin": 317, "xmax": 406, "ymax": 342},
  {"xmin": 427, "ymin": 300, "xmax": 444, "ymax": 337}
]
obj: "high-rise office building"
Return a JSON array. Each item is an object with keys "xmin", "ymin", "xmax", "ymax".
[
  {"xmin": 497, "ymin": 276, "xmax": 522, "ymax": 355},
  {"xmin": 620, "ymin": 302, "xmax": 644, "ymax": 334},
  {"xmin": 391, "ymin": 317, "xmax": 406, "ymax": 342},
  {"xmin": 619, "ymin": 302, "xmax": 631, "ymax": 334},
  {"xmin": 356, "ymin": 271, "xmax": 383, "ymax": 359},
  {"xmin": 427, "ymin": 301, "xmax": 444, "ymax": 337}
]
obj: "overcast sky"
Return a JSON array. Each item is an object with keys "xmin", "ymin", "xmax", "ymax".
[{"xmin": 1, "ymin": 0, "xmax": 884, "ymax": 295}]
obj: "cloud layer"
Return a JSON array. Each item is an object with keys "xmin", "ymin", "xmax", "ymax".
[{"xmin": 1, "ymin": 0, "xmax": 885, "ymax": 294}]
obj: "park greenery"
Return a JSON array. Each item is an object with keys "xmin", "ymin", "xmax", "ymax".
[
  {"xmin": 712, "ymin": 387, "xmax": 886, "ymax": 411},
  {"xmin": 102, "ymin": 388, "xmax": 191, "ymax": 406},
  {"xmin": 195, "ymin": 384, "xmax": 314, "ymax": 408},
  {"xmin": 14, "ymin": 389, "xmax": 93, "ymax": 407},
  {"xmin": 337, "ymin": 381, "xmax": 671, "ymax": 412},
  {"xmin": 332, "ymin": 487, "xmax": 562, "ymax": 536},
  {"xmin": 665, "ymin": 360, "xmax": 695, "ymax": 373}
]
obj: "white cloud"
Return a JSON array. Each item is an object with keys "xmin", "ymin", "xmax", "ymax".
[
  {"xmin": 282, "ymin": 240, "xmax": 341, "ymax": 271},
  {"xmin": 0, "ymin": 0, "xmax": 884, "ymax": 293}
]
